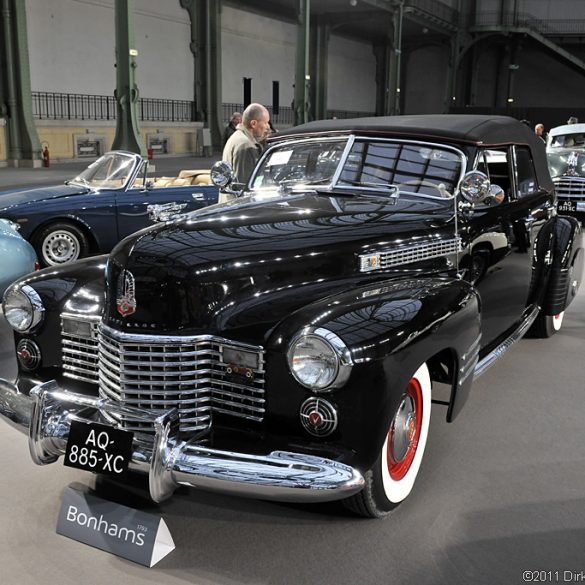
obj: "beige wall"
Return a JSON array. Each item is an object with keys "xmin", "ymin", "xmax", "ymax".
[{"xmin": 35, "ymin": 121, "xmax": 203, "ymax": 161}]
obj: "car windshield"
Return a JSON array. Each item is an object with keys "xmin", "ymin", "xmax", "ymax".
[
  {"xmin": 549, "ymin": 132, "xmax": 585, "ymax": 149},
  {"xmin": 251, "ymin": 139, "xmax": 347, "ymax": 191},
  {"xmin": 70, "ymin": 152, "xmax": 136, "ymax": 189},
  {"xmin": 250, "ymin": 137, "xmax": 462, "ymax": 198}
]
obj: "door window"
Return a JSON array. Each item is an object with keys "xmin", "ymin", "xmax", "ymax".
[
  {"xmin": 478, "ymin": 148, "xmax": 511, "ymax": 200},
  {"xmin": 514, "ymin": 147, "xmax": 538, "ymax": 197}
]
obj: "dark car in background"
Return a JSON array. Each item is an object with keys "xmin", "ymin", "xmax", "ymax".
[
  {"xmin": 0, "ymin": 151, "xmax": 218, "ymax": 266},
  {"xmin": 547, "ymin": 123, "xmax": 585, "ymax": 222},
  {"xmin": 0, "ymin": 115, "xmax": 582, "ymax": 518}
]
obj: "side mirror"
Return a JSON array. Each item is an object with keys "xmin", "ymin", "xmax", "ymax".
[
  {"xmin": 459, "ymin": 171, "xmax": 491, "ymax": 204},
  {"xmin": 211, "ymin": 161, "xmax": 236, "ymax": 188},
  {"xmin": 211, "ymin": 160, "xmax": 246, "ymax": 198},
  {"xmin": 485, "ymin": 184, "xmax": 505, "ymax": 206}
]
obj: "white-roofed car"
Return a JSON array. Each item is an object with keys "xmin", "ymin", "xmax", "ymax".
[{"xmin": 546, "ymin": 123, "xmax": 585, "ymax": 221}]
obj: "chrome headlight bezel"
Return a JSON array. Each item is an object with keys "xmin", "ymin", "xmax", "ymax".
[
  {"xmin": 287, "ymin": 327, "xmax": 353, "ymax": 392},
  {"xmin": 2, "ymin": 284, "xmax": 45, "ymax": 332}
]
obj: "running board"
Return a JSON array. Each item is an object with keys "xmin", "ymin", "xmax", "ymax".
[{"xmin": 473, "ymin": 306, "xmax": 540, "ymax": 379}]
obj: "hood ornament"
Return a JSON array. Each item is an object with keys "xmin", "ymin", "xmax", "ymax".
[{"xmin": 116, "ymin": 270, "xmax": 137, "ymax": 317}]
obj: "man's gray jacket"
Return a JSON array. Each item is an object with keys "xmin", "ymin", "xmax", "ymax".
[{"xmin": 222, "ymin": 124, "xmax": 263, "ymax": 186}]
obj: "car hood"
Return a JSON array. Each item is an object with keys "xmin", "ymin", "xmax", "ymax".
[
  {"xmin": 0, "ymin": 184, "xmax": 90, "ymax": 212},
  {"xmin": 104, "ymin": 191, "xmax": 457, "ymax": 339}
]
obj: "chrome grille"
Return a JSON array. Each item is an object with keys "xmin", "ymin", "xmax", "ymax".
[
  {"xmin": 360, "ymin": 237, "xmax": 461, "ymax": 272},
  {"xmin": 554, "ymin": 177, "xmax": 585, "ymax": 199},
  {"xmin": 97, "ymin": 325, "xmax": 265, "ymax": 435},
  {"xmin": 62, "ymin": 315, "xmax": 100, "ymax": 384}
]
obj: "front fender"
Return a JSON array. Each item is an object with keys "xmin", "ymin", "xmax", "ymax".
[
  {"xmin": 5, "ymin": 255, "xmax": 107, "ymax": 369},
  {"xmin": 267, "ymin": 276, "xmax": 480, "ymax": 470}
]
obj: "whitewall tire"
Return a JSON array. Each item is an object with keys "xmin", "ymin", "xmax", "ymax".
[{"xmin": 343, "ymin": 362, "xmax": 432, "ymax": 517}]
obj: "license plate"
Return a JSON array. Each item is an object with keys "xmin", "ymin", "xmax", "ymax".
[
  {"xmin": 558, "ymin": 201, "xmax": 576, "ymax": 212},
  {"xmin": 64, "ymin": 421, "xmax": 134, "ymax": 476},
  {"xmin": 577, "ymin": 202, "xmax": 585, "ymax": 211}
]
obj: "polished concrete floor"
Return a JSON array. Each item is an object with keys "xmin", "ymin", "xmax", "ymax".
[{"xmin": 0, "ymin": 288, "xmax": 584, "ymax": 585}]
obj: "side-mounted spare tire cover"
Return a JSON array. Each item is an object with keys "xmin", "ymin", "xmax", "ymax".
[{"xmin": 544, "ymin": 216, "xmax": 583, "ymax": 315}]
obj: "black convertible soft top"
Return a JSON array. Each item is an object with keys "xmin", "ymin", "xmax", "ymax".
[{"xmin": 275, "ymin": 114, "xmax": 553, "ymax": 191}]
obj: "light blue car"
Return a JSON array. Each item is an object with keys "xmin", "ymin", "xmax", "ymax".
[{"xmin": 0, "ymin": 219, "xmax": 37, "ymax": 294}]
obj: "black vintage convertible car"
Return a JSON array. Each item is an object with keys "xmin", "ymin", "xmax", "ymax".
[{"xmin": 0, "ymin": 115, "xmax": 583, "ymax": 518}]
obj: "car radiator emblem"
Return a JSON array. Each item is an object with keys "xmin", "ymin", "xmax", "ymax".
[{"xmin": 116, "ymin": 270, "xmax": 137, "ymax": 316}]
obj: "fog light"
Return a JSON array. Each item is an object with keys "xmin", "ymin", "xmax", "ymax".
[
  {"xmin": 299, "ymin": 397, "xmax": 338, "ymax": 437},
  {"xmin": 16, "ymin": 339, "xmax": 42, "ymax": 371}
]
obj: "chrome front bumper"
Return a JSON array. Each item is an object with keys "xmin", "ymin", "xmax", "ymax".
[{"xmin": 0, "ymin": 378, "xmax": 364, "ymax": 503}]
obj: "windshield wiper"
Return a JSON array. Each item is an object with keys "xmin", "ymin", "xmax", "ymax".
[
  {"xmin": 337, "ymin": 179, "xmax": 400, "ymax": 191},
  {"xmin": 317, "ymin": 182, "xmax": 399, "ymax": 196}
]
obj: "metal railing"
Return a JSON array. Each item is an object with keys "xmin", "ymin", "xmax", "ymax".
[
  {"xmin": 473, "ymin": 12, "xmax": 585, "ymax": 36},
  {"xmin": 406, "ymin": 0, "xmax": 459, "ymax": 28},
  {"xmin": 32, "ymin": 93, "xmax": 376, "ymax": 126},
  {"xmin": 222, "ymin": 103, "xmax": 296, "ymax": 127},
  {"xmin": 32, "ymin": 92, "xmax": 197, "ymax": 122}
]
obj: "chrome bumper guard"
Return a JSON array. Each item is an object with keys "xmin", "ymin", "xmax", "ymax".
[{"xmin": 0, "ymin": 378, "xmax": 364, "ymax": 503}]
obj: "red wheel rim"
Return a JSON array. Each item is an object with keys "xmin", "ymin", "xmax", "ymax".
[{"xmin": 387, "ymin": 377, "xmax": 423, "ymax": 481}]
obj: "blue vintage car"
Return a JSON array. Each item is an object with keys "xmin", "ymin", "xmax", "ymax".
[
  {"xmin": 0, "ymin": 151, "xmax": 218, "ymax": 266},
  {"xmin": 0, "ymin": 219, "xmax": 37, "ymax": 294}
]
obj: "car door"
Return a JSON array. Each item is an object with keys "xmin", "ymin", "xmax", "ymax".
[
  {"xmin": 115, "ymin": 169, "xmax": 217, "ymax": 240},
  {"xmin": 460, "ymin": 145, "xmax": 552, "ymax": 347}
]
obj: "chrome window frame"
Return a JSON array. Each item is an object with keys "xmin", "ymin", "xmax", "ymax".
[
  {"xmin": 69, "ymin": 151, "xmax": 143, "ymax": 192},
  {"xmin": 251, "ymin": 134, "xmax": 467, "ymax": 202}
]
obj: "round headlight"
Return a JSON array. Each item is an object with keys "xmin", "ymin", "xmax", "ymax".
[
  {"xmin": 287, "ymin": 327, "xmax": 353, "ymax": 391},
  {"xmin": 3, "ymin": 285, "xmax": 45, "ymax": 332}
]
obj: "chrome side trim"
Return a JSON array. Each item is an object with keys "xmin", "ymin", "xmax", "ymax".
[
  {"xmin": 0, "ymin": 379, "xmax": 364, "ymax": 504},
  {"xmin": 458, "ymin": 334, "xmax": 481, "ymax": 387},
  {"xmin": 359, "ymin": 237, "xmax": 461, "ymax": 272},
  {"xmin": 473, "ymin": 306, "xmax": 539, "ymax": 379}
]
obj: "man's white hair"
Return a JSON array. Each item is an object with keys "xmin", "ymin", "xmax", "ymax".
[{"xmin": 242, "ymin": 103, "xmax": 268, "ymax": 126}]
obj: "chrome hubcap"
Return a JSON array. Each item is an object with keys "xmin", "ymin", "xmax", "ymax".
[{"xmin": 390, "ymin": 396, "xmax": 417, "ymax": 464}]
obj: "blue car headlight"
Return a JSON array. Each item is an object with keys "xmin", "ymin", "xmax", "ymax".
[
  {"xmin": 3, "ymin": 284, "xmax": 45, "ymax": 332},
  {"xmin": 287, "ymin": 327, "xmax": 353, "ymax": 391}
]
